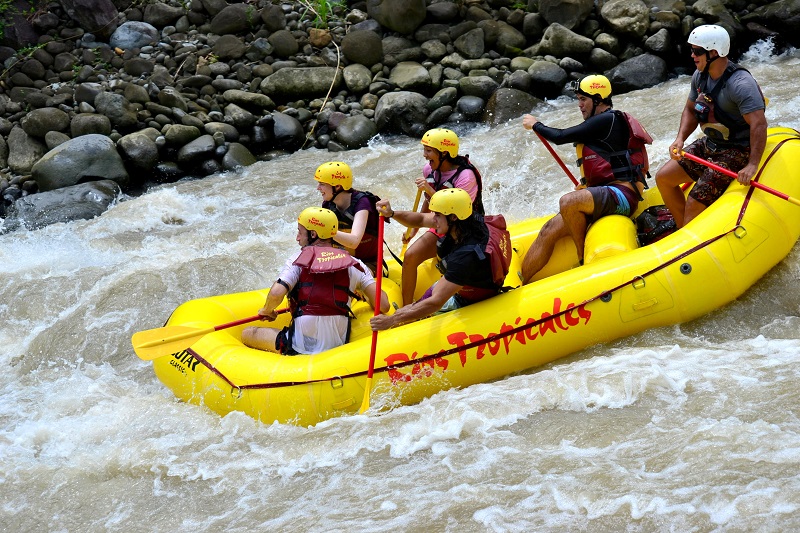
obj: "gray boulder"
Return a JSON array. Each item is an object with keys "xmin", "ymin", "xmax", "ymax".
[
  {"xmin": 484, "ymin": 88, "xmax": 543, "ymax": 126},
  {"xmin": 222, "ymin": 89, "xmax": 274, "ymax": 111},
  {"xmin": 268, "ymin": 30, "xmax": 299, "ymax": 59},
  {"xmin": 177, "ymin": 135, "xmax": 216, "ymax": 166},
  {"xmin": 20, "ymin": 108, "xmax": 71, "ymax": 138},
  {"xmin": 60, "ymin": 0, "xmax": 118, "ymax": 39},
  {"xmin": 32, "ymin": 134, "xmax": 129, "ymax": 191},
  {"xmin": 458, "ymin": 75, "xmax": 499, "ymax": 100},
  {"xmin": 272, "ymin": 112, "xmax": 305, "ymax": 151},
  {"xmin": 109, "ymin": 21, "xmax": 159, "ymax": 50},
  {"xmin": 94, "ymin": 92, "xmax": 138, "ymax": 129},
  {"xmin": 366, "ymin": 0, "xmax": 427, "ymax": 35},
  {"xmin": 261, "ymin": 4, "xmax": 286, "ymax": 32},
  {"xmin": 375, "ymin": 91, "xmax": 429, "ymax": 137},
  {"xmin": 749, "ymin": 0, "xmax": 800, "ymax": 42},
  {"xmin": 333, "ymin": 115, "xmax": 378, "ymax": 149},
  {"xmin": 143, "ymin": 3, "xmax": 185, "ymax": 27},
  {"xmin": 527, "ymin": 61, "xmax": 569, "ymax": 97},
  {"xmin": 427, "ymin": 87, "xmax": 458, "ymax": 110},
  {"xmin": 605, "ymin": 53, "xmax": 668, "ymax": 93},
  {"xmin": 342, "ymin": 30, "xmax": 384, "ymax": 67},
  {"xmin": 343, "ymin": 64, "xmax": 373, "ymax": 93},
  {"xmin": 205, "ymin": 122, "xmax": 240, "ymax": 142},
  {"xmin": 600, "ymin": 0, "xmax": 651, "ymax": 38},
  {"xmin": 164, "ymin": 124, "xmax": 201, "ymax": 146},
  {"xmin": 5, "ymin": 180, "xmax": 121, "ymax": 231},
  {"xmin": 454, "ymin": 28, "xmax": 485, "ymax": 59},
  {"xmin": 221, "ymin": 143, "xmax": 257, "ymax": 170},
  {"xmin": 210, "ymin": 4, "xmax": 258, "ymax": 35},
  {"xmin": 533, "ymin": 23, "xmax": 595, "ymax": 57},
  {"xmin": 71, "ymin": 113, "xmax": 112, "ymax": 137},
  {"xmin": 538, "ymin": 0, "xmax": 594, "ymax": 30},
  {"xmin": 117, "ymin": 128, "xmax": 160, "ymax": 171},
  {"xmin": 7, "ymin": 126, "xmax": 46, "ymax": 174},
  {"xmin": 389, "ymin": 62, "xmax": 432, "ymax": 92},
  {"xmin": 260, "ymin": 67, "xmax": 342, "ymax": 99}
]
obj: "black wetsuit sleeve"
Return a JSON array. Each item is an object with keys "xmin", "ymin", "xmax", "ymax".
[{"xmin": 532, "ymin": 112, "xmax": 616, "ymax": 146}]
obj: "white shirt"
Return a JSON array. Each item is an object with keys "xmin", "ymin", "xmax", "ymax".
[{"xmin": 278, "ymin": 249, "xmax": 376, "ymax": 354}]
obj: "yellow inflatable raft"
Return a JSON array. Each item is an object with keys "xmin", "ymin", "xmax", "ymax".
[{"xmin": 144, "ymin": 127, "xmax": 800, "ymax": 426}]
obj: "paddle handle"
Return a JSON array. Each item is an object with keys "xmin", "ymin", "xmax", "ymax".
[
  {"xmin": 135, "ymin": 309, "xmax": 289, "ymax": 350},
  {"xmin": 534, "ymin": 130, "xmax": 579, "ymax": 186},
  {"xmin": 360, "ymin": 215, "xmax": 385, "ymax": 413},
  {"xmin": 212, "ymin": 307, "xmax": 290, "ymax": 332},
  {"xmin": 401, "ymin": 188, "xmax": 423, "ymax": 256},
  {"xmin": 680, "ymin": 150, "xmax": 800, "ymax": 206}
]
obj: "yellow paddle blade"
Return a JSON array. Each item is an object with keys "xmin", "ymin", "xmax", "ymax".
[
  {"xmin": 359, "ymin": 376, "xmax": 374, "ymax": 413},
  {"xmin": 131, "ymin": 325, "xmax": 214, "ymax": 361}
]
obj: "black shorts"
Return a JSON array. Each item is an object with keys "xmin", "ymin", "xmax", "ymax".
[{"xmin": 275, "ymin": 326, "xmax": 299, "ymax": 356}]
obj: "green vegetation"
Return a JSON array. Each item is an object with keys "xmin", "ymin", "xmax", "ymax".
[
  {"xmin": 0, "ymin": 0, "xmax": 47, "ymax": 41},
  {"xmin": 299, "ymin": 0, "xmax": 346, "ymax": 29}
]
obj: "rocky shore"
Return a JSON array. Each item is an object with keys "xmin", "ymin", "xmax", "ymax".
[{"xmin": 0, "ymin": 0, "xmax": 796, "ymax": 232}]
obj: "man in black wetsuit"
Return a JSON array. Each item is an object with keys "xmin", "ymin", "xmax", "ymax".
[{"xmin": 520, "ymin": 74, "xmax": 652, "ymax": 283}]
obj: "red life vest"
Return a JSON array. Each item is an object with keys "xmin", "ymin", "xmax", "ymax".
[
  {"xmin": 449, "ymin": 215, "xmax": 512, "ymax": 304},
  {"xmin": 575, "ymin": 111, "xmax": 652, "ymax": 194},
  {"xmin": 289, "ymin": 246, "xmax": 363, "ymax": 318}
]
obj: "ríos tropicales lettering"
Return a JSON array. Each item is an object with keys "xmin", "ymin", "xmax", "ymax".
[{"xmin": 385, "ymin": 297, "xmax": 591, "ymax": 383}]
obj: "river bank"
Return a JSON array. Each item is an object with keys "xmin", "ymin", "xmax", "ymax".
[{"xmin": 0, "ymin": 0, "xmax": 796, "ymax": 231}]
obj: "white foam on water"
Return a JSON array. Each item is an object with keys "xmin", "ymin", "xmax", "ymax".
[{"xmin": 2, "ymin": 41, "xmax": 800, "ymax": 533}]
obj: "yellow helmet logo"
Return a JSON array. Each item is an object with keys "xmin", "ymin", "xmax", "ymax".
[
  {"xmin": 298, "ymin": 207, "xmax": 338, "ymax": 239},
  {"xmin": 421, "ymin": 128, "xmax": 459, "ymax": 158},
  {"xmin": 314, "ymin": 162, "xmax": 353, "ymax": 190}
]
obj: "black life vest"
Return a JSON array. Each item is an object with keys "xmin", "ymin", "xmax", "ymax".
[
  {"xmin": 322, "ymin": 190, "xmax": 381, "ymax": 262},
  {"xmin": 693, "ymin": 62, "xmax": 764, "ymax": 145},
  {"xmin": 436, "ymin": 214, "xmax": 512, "ymax": 304},
  {"xmin": 424, "ymin": 155, "xmax": 485, "ymax": 215},
  {"xmin": 575, "ymin": 111, "xmax": 653, "ymax": 198},
  {"xmin": 289, "ymin": 246, "xmax": 363, "ymax": 318}
]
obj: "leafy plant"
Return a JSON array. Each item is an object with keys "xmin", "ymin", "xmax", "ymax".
[
  {"xmin": 299, "ymin": 0, "xmax": 346, "ymax": 29},
  {"xmin": 0, "ymin": 0, "xmax": 48, "ymax": 41}
]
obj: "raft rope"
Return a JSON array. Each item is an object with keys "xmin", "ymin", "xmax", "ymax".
[{"xmin": 185, "ymin": 132, "xmax": 800, "ymax": 392}]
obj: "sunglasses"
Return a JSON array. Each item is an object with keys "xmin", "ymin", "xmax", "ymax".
[{"xmin": 690, "ymin": 46, "xmax": 708, "ymax": 56}]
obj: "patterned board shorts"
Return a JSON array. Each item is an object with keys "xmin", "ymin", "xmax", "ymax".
[{"xmin": 679, "ymin": 138, "xmax": 750, "ymax": 207}]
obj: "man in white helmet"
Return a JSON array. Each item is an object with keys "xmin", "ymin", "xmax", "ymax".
[{"xmin": 656, "ymin": 24, "xmax": 767, "ymax": 228}]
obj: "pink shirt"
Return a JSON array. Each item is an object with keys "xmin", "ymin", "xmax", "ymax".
[{"xmin": 422, "ymin": 162, "xmax": 479, "ymax": 201}]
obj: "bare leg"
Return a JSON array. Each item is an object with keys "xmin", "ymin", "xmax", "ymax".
[
  {"xmin": 656, "ymin": 160, "xmax": 693, "ymax": 228},
  {"xmin": 682, "ymin": 196, "xmax": 707, "ymax": 226},
  {"xmin": 558, "ymin": 189, "xmax": 594, "ymax": 261},
  {"xmin": 242, "ymin": 326, "xmax": 280, "ymax": 352},
  {"xmin": 521, "ymin": 214, "xmax": 570, "ymax": 283},
  {"xmin": 401, "ymin": 231, "xmax": 438, "ymax": 306}
]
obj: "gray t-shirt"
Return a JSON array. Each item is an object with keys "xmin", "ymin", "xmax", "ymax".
[{"xmin": 689, "ymin": 65, "xmax": 765, "ymax": 144}]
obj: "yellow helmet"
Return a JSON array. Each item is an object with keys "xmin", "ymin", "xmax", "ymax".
[
  {"xmin": 571, "ymin": 74, "xmax": 612, "ymax": 100},
  {"xmin": 314, "ymin": 161, "xmax": 352, "ymax": 190},
  {"xmin": 298, "ymin": 207, "xmax": 338, "ymax": 239},
  {"xmin": 421, "ymin": 128, "xmax": 459, "ymax": 158},
  {"xmin": 429, "ymin": 188, "xmax": 472, "ymax": 220}
]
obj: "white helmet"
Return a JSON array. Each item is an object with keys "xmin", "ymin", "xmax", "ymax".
[{"xmin": 688, "ymin": 24, "xmax": 730, "ymax": 57}]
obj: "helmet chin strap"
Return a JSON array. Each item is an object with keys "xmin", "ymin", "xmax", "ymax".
[{"xmin": 702, "ymin": 52, "xmax": 720, "ymax": 74}]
